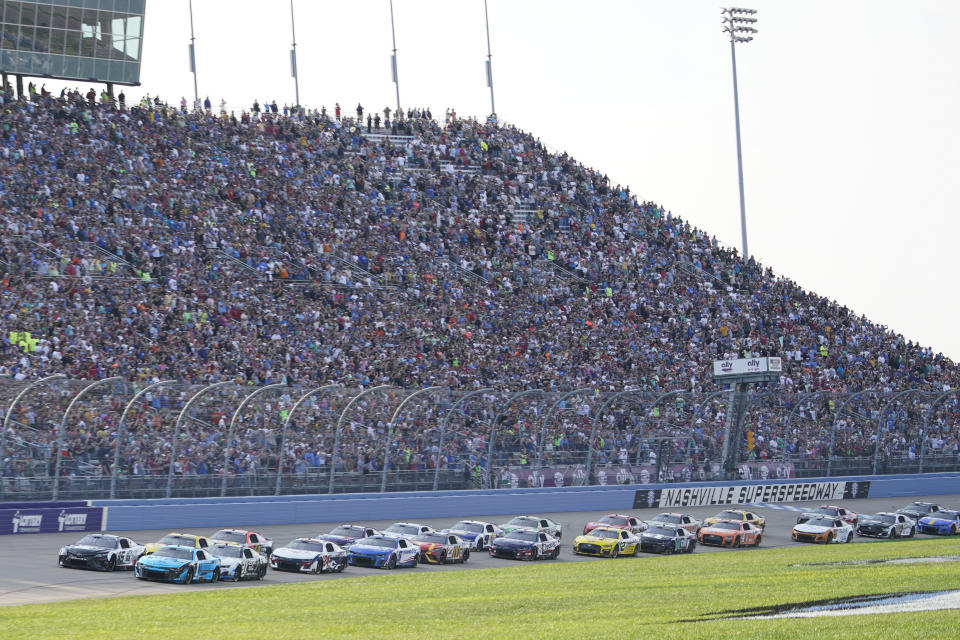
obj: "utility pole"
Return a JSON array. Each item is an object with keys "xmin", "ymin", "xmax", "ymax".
[
  {"xmin": 188, "ymin": 0, "xmax": 198, "ymax": 105},
  {"xmin": 290, "ymin": 0, "xmax": 300, "ymax": 110},
  {"xmin": 483, "ymin": 0, "xmax": 496, "ymax": 120},
  {"xmin": 389, "ymin": 0, "xmax": 401, "ymax": 114}
]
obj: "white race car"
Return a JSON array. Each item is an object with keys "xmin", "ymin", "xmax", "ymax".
[
  {"xmin": 208, "ymin": 543, "xmax": 268, "ymax": 581},
  {"xmin": 59, "ymin": 534, "xmax": 145, "ymax": 571},
  {"xmin": 648, "ymin": 513, "xmax": 702, "ymax": 534},
  {"xmin": 381, "ymin": 522, "xmax": 434, "ymax": 541},
  {"xmin": 209, "ymin": 529, "xmax": 274, "ymax": 556},
  {"xmin": 442, "ymin": 520, "xmax": 502, "ymax": 551},
  {"xmin": 270, "ymin": 538, "xmax": 347, "ymax": 574},
  {"xmin": 792, "ymin": 516, "xmax": 855, "ymax": 544}
]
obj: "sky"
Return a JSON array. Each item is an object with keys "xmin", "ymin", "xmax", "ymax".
[{"xmin": 28, "ymin": 0, "xmax": 960, "ymax": 361}]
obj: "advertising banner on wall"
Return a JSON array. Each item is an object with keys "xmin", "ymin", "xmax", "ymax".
[
  {"xmin": 633, "ymin": 480, "xmax": 871, "ymax": 509},
  {"xmin": 497, "ymin": 460, "xmax": 794, "ymax": 489},
  {"xmin": 0, "ymin": 507, "xmax": 106, "ymax": 535}
]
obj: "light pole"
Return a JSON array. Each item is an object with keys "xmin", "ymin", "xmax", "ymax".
[
  {"xmin": 188, "ymin": 0, "xmax": 198, "ymax": 105},
  {"xmin": 389, "ymin": 0, "xmax": 401, "ymax": 115},
  {"xmin": 483, "ymin": 0, "xmax": 496, "ymax": 121},
  {"xmin": 290, "ymin": 0, "xmax": 300, "ymax": 110},
  {"xmin": 721, "ymin": 7, "xmax": 757, "ymax": 262}
]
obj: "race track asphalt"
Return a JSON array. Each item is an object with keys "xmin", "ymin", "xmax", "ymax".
[{"xmin": 1, "ymin": 493, "xmax": 955, "ymax": 606}]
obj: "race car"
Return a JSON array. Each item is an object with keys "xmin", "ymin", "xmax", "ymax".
[
  {"xmin": 500, "ymin": 515, "xmax": 562, "ymax": 539},
  {"xmin": 316, "ymin": 524, "xmax": 380, "ymax": 546},
  {"xmin": 346, "ymin": 535, "xmax": 419, "ymax": 569},
  {"xmin": 381, "ymin": 522, "xmax": 434, "ymax": 541},
  {"xmin": 411, "ymin": 531, "xmax": 471, "ymax": 564},
  {"xmin": 795, "ymin": 505, "xmax": 859, "ymax": 527},
  {"xmin": 572, "ymin": 526, "xmax": 641, "ymax": 557},
  {"xmin": 648, "ymin": 513, "xmax": 701, "ymax": 534},
  {"xmin": 582, "ymin": 514, "xmax": 648, "ymax": 535},
  {"xmin": 208, "ymin": 543, "xmax": 268, "ymax": 581},
  {"xmin": 270, "ymin": 538, "xmax": 347, "ymax": 574},
  {"xmin": 697, "ymin": 520, "xmax": 762, "ymax": 547},
  {"xmin": 441, "ymin": 520, "xmax": 502, "ymax": 550},
  {"xmin": 142, "ymin": 533, "xmax": 211, "ymax": 556},
  {"xmin": 857, "ymin": 512, "xmax": 916, "ymax": 538},
  {"xmin": 916, "ymin": 510, "xmax": 960, "ymax": 536},
  {"xmin": 209, "ymin": 529, "xmax": 273, "ymax": 556},
  {"xmin": 638, "ymin": 524, "xmax": 697, "ymax": 554},
  {"xmin": 58, "ymin": 534, "xmax": 145, "ymax": 571},
  {"xmin": 703, "ymin": 509, "xmax": 766, "ymax": 530},
  {"xmin": 134, "ymin": 545, "xmax": 221, "ymax": 584},
  {"xmin": 792, "ymin": 516, "xmax": 855, "ymax": 544},
  {"xmin": 897, "ymin": 502, "xmax": 942, "ymax": 522},
  {"xmin": 489, "ymin": 528, "xmax": 560, "ymax": 560}
]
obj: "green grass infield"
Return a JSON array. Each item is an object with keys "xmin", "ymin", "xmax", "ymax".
[{"xmin": 3, "ymin": 538, "xmax": 959, "ymax": 639}]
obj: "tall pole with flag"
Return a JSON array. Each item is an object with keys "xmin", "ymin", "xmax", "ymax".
[
  {"xmin": 389, "ymin": 0, "xmax": 401, "ymax": 114},
  {"xmin": 290, "ymin": 0, "xmax": 300, "ymax": 109}
]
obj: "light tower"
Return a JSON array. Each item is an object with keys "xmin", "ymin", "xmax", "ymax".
[{"xmin": 721, "ymin": 7, "xmax": 758, "ymax": 261}]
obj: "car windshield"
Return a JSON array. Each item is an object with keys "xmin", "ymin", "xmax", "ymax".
[
  {"xmin": 805, "ymin": 518, "xmax": 836, "ymax": 528},
  {"xmin": 158, "ymin": 535, "xmax": 195, "ymax": 546},
  {"xmin": 329, "ymin": 526, "xmax": 363, "ymax": 537},
  {"xmin": 358, "ymin": 538, "xmax": 397, "ymax": 549},
  {"xmin": 709, "ymin": 522, "xmax": 741, "ymax": 531},
  {"xmin": 654, "ymin": 514, "xmax": 681, "ymax": 524},
  {"xmin": 152, "ymin": 547, "xmax": 194, "ymax": 560},
  {"xmin": 452, "ymin": 522, "xmax": 484, "ymax": 533},
  {"xmin": 646, "ymin": 527, "xmax": 676, "ymax": 537},
  {"xmin": 211, "ymin": 530, "xmax": 246, "ymax": 543},
  {"xmin": 75, "ymin": 535, "xmax": 115, "ymax": 549},
  {"xmin": 385, "ymin": 524, "xmax": 420, "ymax": 535},
  {"xmin": 869, "ymin": 514, "xmax": 896, "ymax": 524},
  {"xmin": 413, "ymin": 533, "xmax": 448, "ymax": 544},
  {"xmin": 504, "ymin": 530, "xmax": 539, "ymax": 542},
  {"xmin": 934, "ymin": 510, "xmax": 960, "ymax": 519},
  {"xmin": 715, "ymin": 511, "xmax": 743, "ymax": 520},
  {"xmin": 590, "ymin": 529, "xmax": 620, "ymax": 539},
  {"xmin": 812, "ymin": 507, "xmax": 838, "ymax": 516},
  {"xmin": 507, "ymin": 517, "xmax": 539, "ymax": 528},
  {"xmin": 599, "ymin": 516, "xmax": 628, "ymax": 526},
  {"xmin": 285, "ymin": 540, "xmax": 325, "ymax": 552},
  {"xmin": 905, "ymin": 503, "xmax": 934, "ymax": 511},
  {"xmin": 210, "ymin": 545, "xmax": 243, "ymax": 558}
]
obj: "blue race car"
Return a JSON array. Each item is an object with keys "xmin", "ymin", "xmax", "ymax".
[
  {"xmin": 134, "ymin": 545, "xmax": 221, "ymax": 584},
  {"xmin": 346, "ymin": 535, "xmax": 419, "ymax": 569},
  {"xmin": 917, "ymin": 510, "xmax": 960, "ymax": 536},
  {"xmin": 489, "ymin": 528, "xmax": 560, "ymax": 561}
]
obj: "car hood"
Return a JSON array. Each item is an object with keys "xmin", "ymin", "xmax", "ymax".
[
  {"xmin": 794, "ymin": 523, "xmax": 832, "ymax": 534},
  {"xmin": 215, "ymin": 557, "xmax": 243, "ymax": 569},
  {"xmin": 919, "ymin": 517, "xmax": 953, "ymax": 525},
  {"xmin": 493, "ymin": 538, "xmax": 535, "ymax": 549},
  {"xmin": 700, "ymin": 527, "xmax": 737, "ymax": 536},
  {"xmin": 272, "ymin": 548, "xmax": 322, "ymax": 561},
  {"xmin": 444, "ymin": 529, "xmax": 479, "ymax": 540},
  {"xmin": 138, "ymin": 556, "xmax": 190, "ymax": 570},
  {"xmin": 381, "ymin": 532, "xmax": 416, "ymax": 540},
  {"xmin": 574, "ymin": 534, "xmax": 615, "ymax": 545},
  {"xmin": 348, "ymin": 543, "xmax": 394, "ymax": 555},
  {"xmin": 64, "ymin": 544, "xmax": 111, "ymax": 555}
]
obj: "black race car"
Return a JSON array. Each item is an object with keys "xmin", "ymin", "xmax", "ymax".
[
  {"xmin": 638, "ymin": 525, "xmax": 696, "ymax": 554},
  {"xmin": 896, "ymin": 502, "xmax": 941, "ymax": 521},
  {"xmin": 59, "ymin": 534, "xmax": 145, "ymax": 571},
  {"xmin": 856, "ymin": 512, "xmax": 915, "ymax": 538}
]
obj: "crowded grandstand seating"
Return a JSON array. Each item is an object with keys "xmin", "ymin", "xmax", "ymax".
[{"xmin": 0, "ymin": 87, "xmax": 957, "ymax": 497}]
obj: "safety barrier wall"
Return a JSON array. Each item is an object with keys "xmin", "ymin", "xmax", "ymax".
[{"xmin": 68, "ymin": 472, "xmax": 960, "ymax": 532}]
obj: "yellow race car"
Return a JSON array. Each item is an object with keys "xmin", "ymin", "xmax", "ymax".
[
  {"xmin": 702, "ymin": 509, "xmax": 766, "ymax": 530},
  {"xmin": 572, "ymin": 526, "xmax": 641, "ymax": 558},
  {"xmin": 142, "ymin": 532, "xmax": 212, "ymax": 556}
]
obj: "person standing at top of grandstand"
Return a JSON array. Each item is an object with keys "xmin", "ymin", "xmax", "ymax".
[
  {"xmin": 118, "ymin": 91, "xmax": 125, "ymax": 109},
  {"xmin": 252, "ymin": 99, "xmax": 260, "ymax": 113},
  {"xmin": 86, "ymin": 88, "xmax": 96, "ymax": 107},
  {"xmin": 220, "ymin": 98, "xmax": 227, "ymax": 115},
  {"xmin": 335, "ymin": 103, "xmax": 341, "ymax": 121},
  {"xmin": 203, "ymin": 96, "xmax": 211, "ymax": 113},
  {"xmin": 180, "ymin": 96, "xmax": 187, "ymax": 113},
  {"xmin": 270, "ymin": 100, "xmax": 278, "ymax": 113},
  {"xmin": 374, "ymin": 113, "xmax": 381, "ymax": 129},
  {"xmin": 367, "ymin": 114, "xmax": 372, "ymax": 133},
  {"xmin": 383, "ymin": 105, "xmax": 391, "ymax": 122},
  {"xmin": 356, "ymin": 103, "xmax": 363, "ymax": 122}
]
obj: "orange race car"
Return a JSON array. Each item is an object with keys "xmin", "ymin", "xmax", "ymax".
[{"xmin": 697, "ymin": 520, "xmax": 763, "ymax": 548}]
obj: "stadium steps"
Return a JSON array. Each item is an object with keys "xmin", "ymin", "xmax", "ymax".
[
  {"xmin": 534, "ymin": 259, "xmax": 590, "ymax": 283},
  {"xmin": 446, "ymin": 257, "xmax": 490, "ymax": 284},
  {"xmin": 361, "ymin": 132, "xmax": 415, "ymax": 146},
  {"xmin": 215, "ymin": 249, "xmax": 268, "ymax": 280}
]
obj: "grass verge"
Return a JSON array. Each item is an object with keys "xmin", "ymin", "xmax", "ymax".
[{"xmin": 3, "ymin": 538, "xmax": 960, "ymax": 639}]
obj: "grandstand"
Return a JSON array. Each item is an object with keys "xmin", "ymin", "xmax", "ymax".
[{"xmin": 0, "ymin": 88, "xmax": 957, "ymax": 500}]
